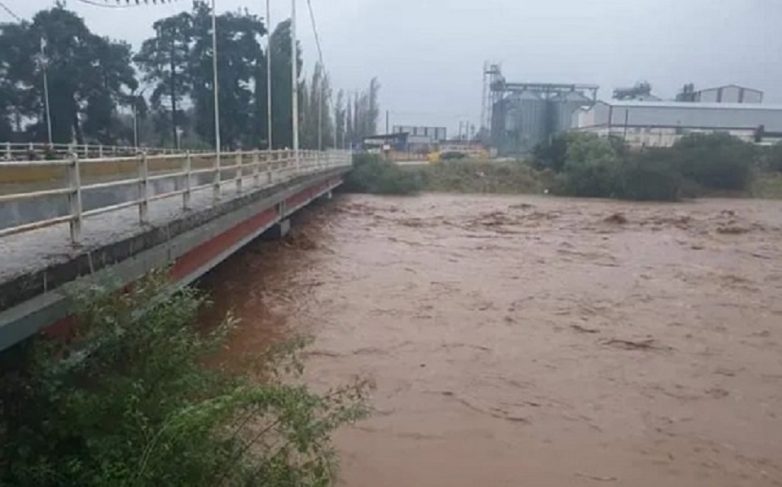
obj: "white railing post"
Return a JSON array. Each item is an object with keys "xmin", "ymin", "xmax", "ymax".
[
  {"xmin": 82, "ymin": 144, "xmax": 88, "ymax": 158},
  {"xmin": 267, "ymin": 152, "xmax": 274, "ymax": 185},
  {"xmin": 212, "ymin": 151, "xmax": 221, "ymax": 202},
  {"xmin": 4, "ymin": 142, "xmax": 10, "ymax": 160},
  {"xmin": 98, "ymin": 144, "xmax": 104, "ymax": 158},
  {"xmin": 183, "ymin": 151, "xmax": 192, "ymax": 210},
  {"xmin": 235, "ymin": 151, "xmax": 243, "ymax": 194},
  {"xmin": 138, "ymin": 151, "xmax": 149, "ymax": 224},
  {"xmin": 67, "ymin": 152, "xmax": 83, "ymax": 245},
  {"xmin": 252, "ymin": 151, "xmax": 260, "ymax": 188}
]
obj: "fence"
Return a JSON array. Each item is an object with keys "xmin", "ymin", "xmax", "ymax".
[
  {"xmin": 0, "ymin": 149, "xmax": 351, "ymax": 245},
  {"xmin": 2, "ymin": 142, "xmax": 204, "ymax": 161}
]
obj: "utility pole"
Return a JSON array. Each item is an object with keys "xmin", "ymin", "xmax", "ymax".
[
  {"xmin": 290, "ymin": 0, "xmax": 300, "ymax": 166},
  {"xmin": 211, "ymin": 0, "xmax": 221, "ymax": 158},
  {"xmin": 317, "ymin": 66, "xmax": 323, "ymax": 151},
  {"xmin": 40, "ymin": 37, "xmax": 52, "ymax": 146},
  {"xmin": 133, "ymin": 96, "xmax": 139, "ymax": 148},
  {"xmin": 385, "ymin": 110, "xmax": 389, "ymax": 134},
  {"xmin": 266, "ymin": 0, "xmax": 273, "ymax": 151}
]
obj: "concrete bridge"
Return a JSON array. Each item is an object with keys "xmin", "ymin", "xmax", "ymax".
[{"xmin": 0, "ymin": 149, "xmax": 352, "ymax": 350}]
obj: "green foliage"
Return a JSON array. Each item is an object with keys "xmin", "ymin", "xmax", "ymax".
[
  {"xmin": 616, "ymin": 149, "xmax": 682, "ymax": 201},
  {"xmin": 344, "ymin": 154, "xmax": 422, "ymax": 195},
  {"xmin": 670, "ymin": 133, "xmax": 755, "ymax": 190},
  {"xmin": 419, "ymin": 160, "xmax": 550, "ymax": 194},
  {"xmin": 0, "ymin": 272, "xmax": 368, "ymax": 487},
  {"xmin": 0, "ymin": 7, "xmax": 137, "ymax": 144},
  {"xmin": 555, "ymin": 133, "xmax": 621, "ymax": 198},
  {"xmin": 532, "ymin": 133, "xmax": 569, "ymax": 172},
  {"xmin": 763, "ymin": 142, "xmax": 782, "ymax": 173},
  {"xmin": 546, "ymin": 132, "xmax": 754, "ymax": 200}
]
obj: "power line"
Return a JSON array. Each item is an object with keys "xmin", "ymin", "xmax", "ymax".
[
  {"xmin": 0, "ymin": 0, "xmax": 22, "ymax": 21},
  {"xmin": 305, "ymin": 0, "xmax": 326, "ymax": 149},
  {"xmin": 304, "ymin": 0, "xmax": 323, "ymax": 65},
  {"xmin": 73, "ymin": 0, "xmax": 183, "ymax": 8}
]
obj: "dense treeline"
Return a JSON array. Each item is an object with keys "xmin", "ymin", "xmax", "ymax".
[{"xmin": 0, "ymin": 4, "xmax": 380, "ymax": 149}]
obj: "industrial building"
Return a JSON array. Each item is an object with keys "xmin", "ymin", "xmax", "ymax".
[
  {"xmin": 392, "ymin": 126, "xmax": 447, "ymax": 146},
  {"xmin": 692, "ymin": 85, "xmax": 763, "ymax": 104},
  {"xmin": 574, "ymin": 100, "xmax": 782, "ymax": 148},
  {"xmin": 482, "ymin": 64, "xmax": 598, "ymax": 155}
]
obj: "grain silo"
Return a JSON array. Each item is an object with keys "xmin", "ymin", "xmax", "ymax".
[{"xmin": 483, "ymin": 64, "xmax": 598, "ymax": 156}]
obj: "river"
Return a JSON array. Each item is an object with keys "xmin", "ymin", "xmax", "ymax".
[{"xmin": 201, "ymin": 193, "xmax": 782, "ymax": 487}]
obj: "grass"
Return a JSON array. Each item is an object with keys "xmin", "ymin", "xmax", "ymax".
[
  {"xmin": 750, "ymin": 172, "xmax": 782, "ymax": 199},
  {"xmin": 414, "ymin": 159, "xmax": 553, "ymax": 194}
]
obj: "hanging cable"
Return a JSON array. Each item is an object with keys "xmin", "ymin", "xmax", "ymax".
[
  {"xmin": 73, "ymin": 0, "xmax": 183, "ymax": 9},
  {"xmin": 0, "ymin": 0, "xmax": 22, "ymax": 21},
  {"xmin": 305, "ymin": 0, "xmax": 326, "ymax": 149},
  {"xmin": 304, "ymin": 0, "xmax": 323, "ymax": 66}
]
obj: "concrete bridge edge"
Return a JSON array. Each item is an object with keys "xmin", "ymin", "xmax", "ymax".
[{"xmin": 0, "ymin": 172, "xmax": 344, "ymax": 351}]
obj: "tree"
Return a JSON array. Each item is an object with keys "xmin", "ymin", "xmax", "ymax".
[
  {"xmin": 267, "ymin": 19, "xmax": 302, "ymax": 149},
  {"xmin": 0, "ymin": 7, "xmax": 137, "ymax": 145},
  {"xmin": 188, "ymin": 3, "xmax": 267, "ymax": 150},
  {"xmin": 334, "ymin": 90, "xmax": 346, "ymax": 149},
  {"xmin": 135, "ymin": 12, "xmax": 193, "ymax": 147}
]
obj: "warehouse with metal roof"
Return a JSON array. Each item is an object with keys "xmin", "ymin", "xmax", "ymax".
[{"xmin": 574, "ymin": 100, "xmax": 782, "ymax": 148}]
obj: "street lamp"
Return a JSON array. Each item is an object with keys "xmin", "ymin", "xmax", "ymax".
[
  {"xmin": 35, "ymin": 37, "xmax": 53, "ymax": 147},
  {"xmin": 266, "ymin": 0, "xmax": 273, "ymax": 151},
  {"xmin": 290, "ymin": 0, "xmax": 299, "ymax": 167},
  {"xmin": 132, "ymin": 87, "xmax": 147, "ymax": 150},
  {"xmin": 211, "ymin": 0, "xmax": 221, "ymax": 158}
]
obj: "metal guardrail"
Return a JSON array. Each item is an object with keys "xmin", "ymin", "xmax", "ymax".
[
  {"xmin": 0, "ymin": 149, "xmax": 351, "ymax": 245},
  {"xmin": 2, "ymin": 142, "xmax": 205, "ymax": 161}
]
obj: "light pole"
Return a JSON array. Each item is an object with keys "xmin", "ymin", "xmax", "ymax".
[
  {"xmin": 39, "ymin": 37, "xmax": 53, "ymax": 147},
  {"xmin": 266, "ymin": 0, "xmax": 273, "ymax": 151},
  {"xmin": 132, "ymin": 87, "xmax": 147, "ymax": 149},
  {"xmin": 290, "ymin": 0, "xmax": 299, "ymax": 167},
  {"xmin": 211, "ymin": 0, "xmax": 221, "ymax": 158}
]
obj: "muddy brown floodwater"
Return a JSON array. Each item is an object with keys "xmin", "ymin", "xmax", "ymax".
[{"xmin": 201, "ymin": 193, "xmax": 782, "ymax": 487}]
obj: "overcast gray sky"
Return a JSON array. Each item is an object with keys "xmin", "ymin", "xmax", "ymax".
[{"xmin": 6, "ymin": 0, "xmax": 782, "ymax": 134}]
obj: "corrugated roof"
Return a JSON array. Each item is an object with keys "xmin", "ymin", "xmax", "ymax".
[{"xmin": 599, "ymin": 100, "xmax": 782, "ymax": 111}]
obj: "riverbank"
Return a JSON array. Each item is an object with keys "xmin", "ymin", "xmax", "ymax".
[{"xmin": 202, "ymin": 192, "xmax": 782, "ymax": 487}]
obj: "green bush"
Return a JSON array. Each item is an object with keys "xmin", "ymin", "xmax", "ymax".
[
  {"xmin": 532, "ymin": 133, "xmax": 569, "ymax": 172},
  {"xmin": 670, "ymin": 133, "xmax": 756, "ymax": 190},
  {"xmin": 557, "ymin": 157, "xmax": 620, "ymax": 197},
  {"xmin": 616, "ymin": 149, "xmax": 682, "ymax": 201},
  {"xmin": 0, "ymin": 272, "xmax": 368, "ymax": 487},
  {"xmin": 763, "ymin": 143, "xmax": 782, "ymax": 173},
  {"xmin": 555, "ymin": 133, "xmax": 621, "ymax": 198},
  {"xmin": 344, "ymin": 153, "xmax": 423, "ymax": 195}
]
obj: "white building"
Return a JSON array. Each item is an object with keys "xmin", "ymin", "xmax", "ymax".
[
  {"xmin": 694, "ymin": 85, "xmax": 763, "ymax": 104},
  {"xmin": 574, "ymin": 100, "xmax": 782, "ymax": 148}
]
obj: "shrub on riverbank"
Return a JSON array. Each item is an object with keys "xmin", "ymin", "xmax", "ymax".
[
  {"xmin": 671, "ymin": 133, "xmax": 755, "ymax": 190},
  {"xmin": 344, "ymin": 154, "xmax": 423, "ymax": 195},
  {"xmin": 536, "ymin": 132, "xmax": 755, "ymax": 201},
  {"xmin": 0, "ymin": 272, "xmax": 368, "ymax": 487}
]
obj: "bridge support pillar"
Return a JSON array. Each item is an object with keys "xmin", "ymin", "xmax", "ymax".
[{"xmin": 261, "ymin": 219, "xmax": 290, "ymax": 240}]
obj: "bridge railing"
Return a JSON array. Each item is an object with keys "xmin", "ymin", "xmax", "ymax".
[
  {"xmin": 1, "ymin": 142, "xmax": 205, "ymax": 161},
  {"xmin": 0, "ymin": 149, "xmax": 351, "ymax": 245}
]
